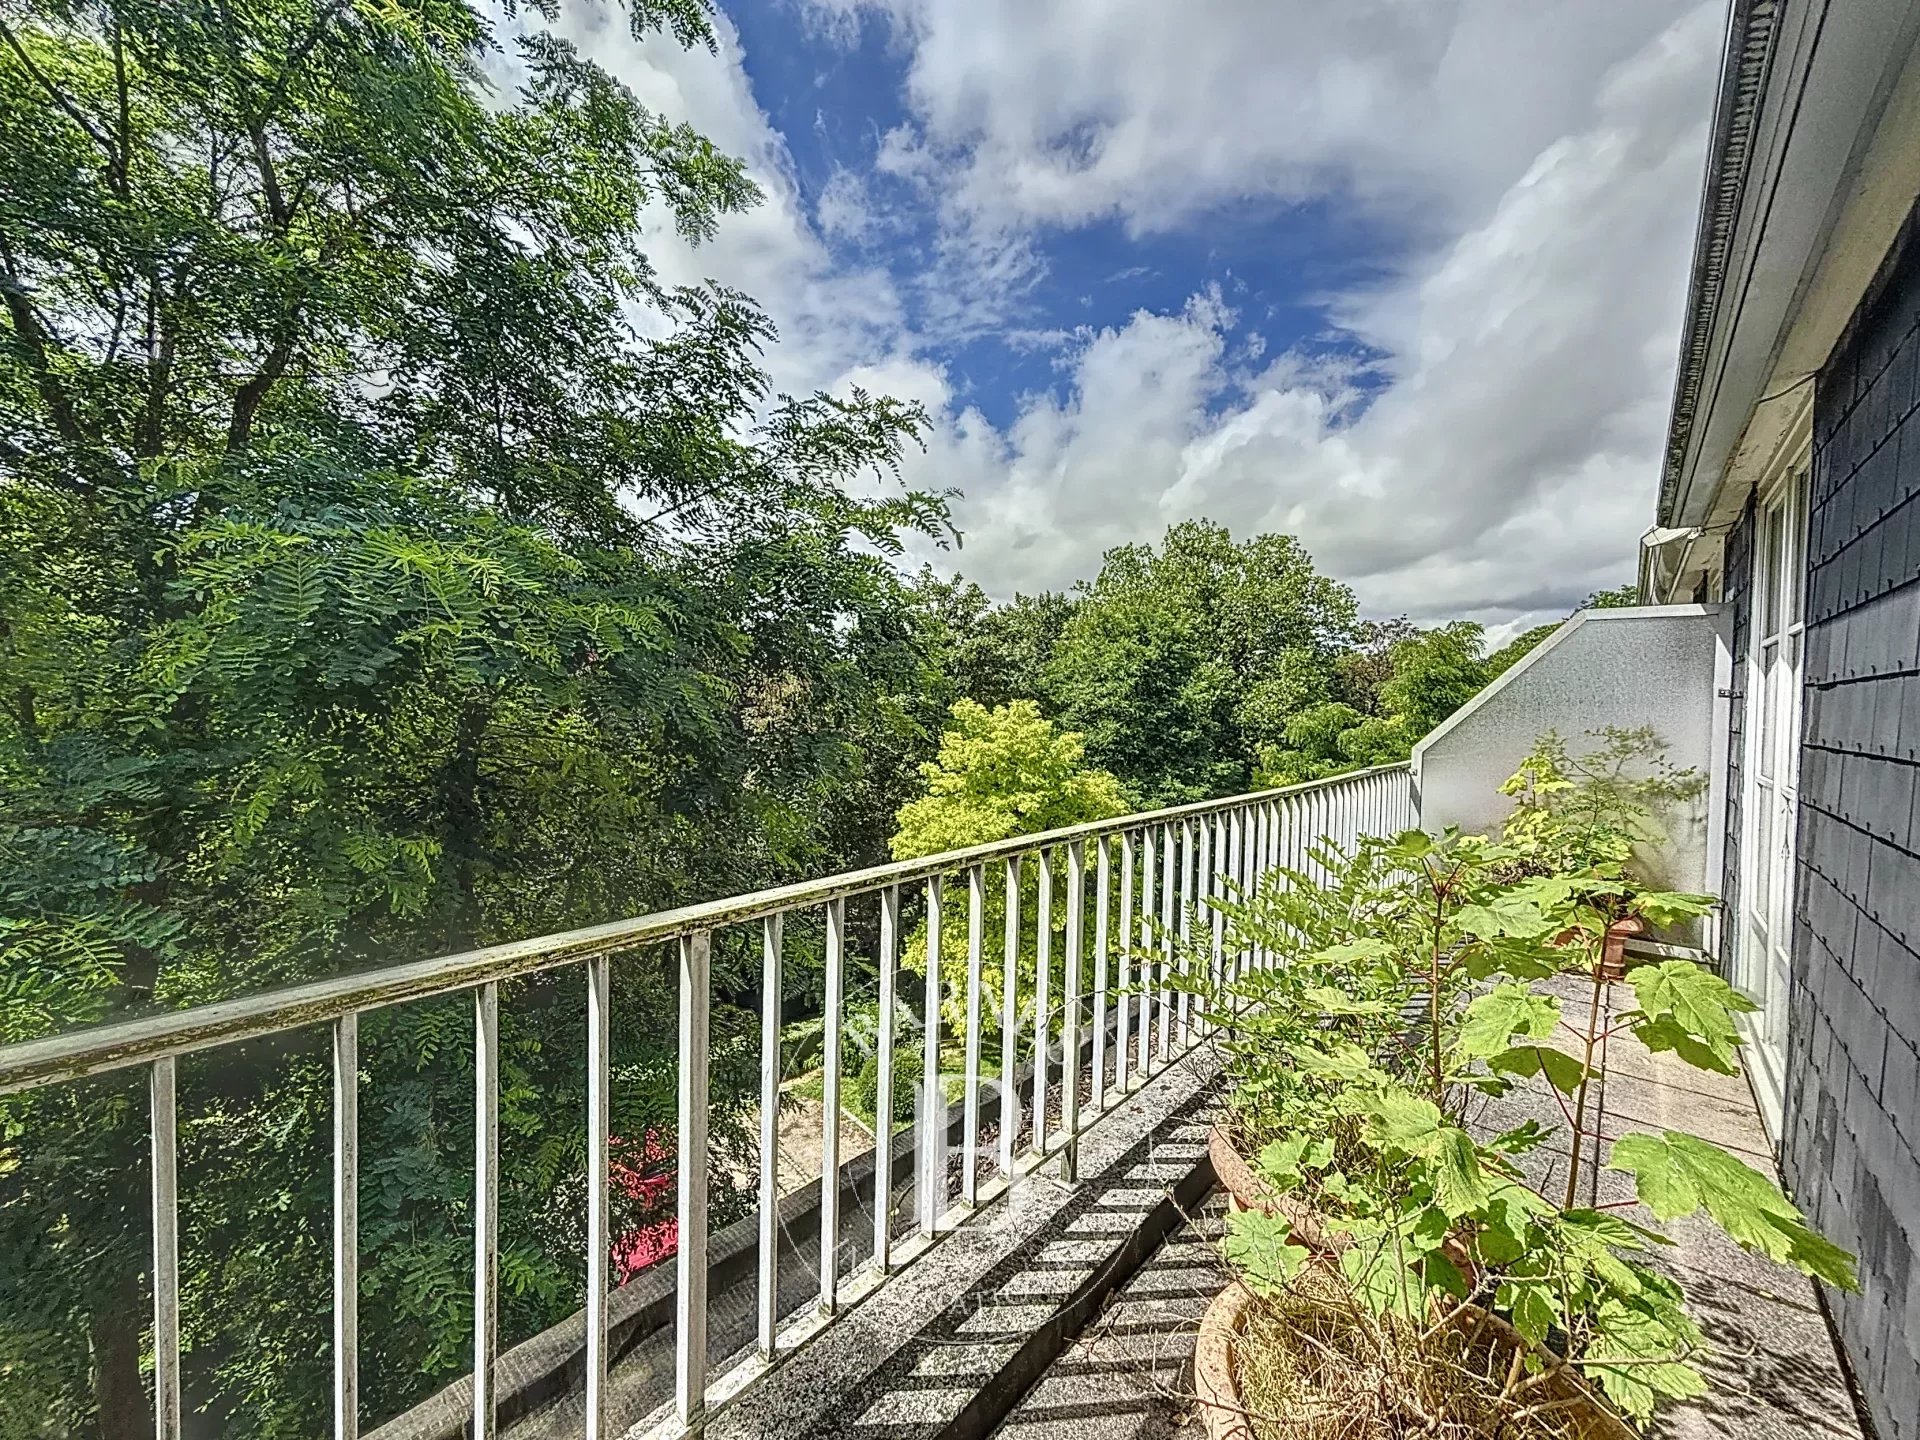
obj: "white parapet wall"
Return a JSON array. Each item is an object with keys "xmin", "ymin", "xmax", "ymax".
[{"xmin": 1412, "ymin": 605, "xmax": 1733, "ymax": 947}]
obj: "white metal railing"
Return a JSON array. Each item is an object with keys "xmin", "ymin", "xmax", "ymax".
[{"xmin": 0, "ymin": 763, "xmax": 1413, "ymax": 1440}]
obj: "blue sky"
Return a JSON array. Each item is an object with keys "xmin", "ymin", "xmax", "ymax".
[
  {"xmin": 726, "ymin": 1, "xmax": 1400, "ymax": 434},
  {"xmin": 544, "ymin": 0, "xmax": 1720, "ymax": 637}
]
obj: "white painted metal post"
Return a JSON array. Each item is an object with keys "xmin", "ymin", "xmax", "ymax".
[
  {"xmin": 676, "ymin": 933, "xmax": 711, "ymax": 1426},
  {"xmin": 758, "ymin": 916, "xmax": 783, "ymax": 1347},
  {"xmin": 151, "ymin": 1056, "xmax": 180, "ymax": 1440},
  {"xmin": 1176, "ymin": 820, "xmax": 1193, "ymax": 1044},
  {"xmin": 1196, "ymin": 816, "xmax": 1215, "ymax": 1032},
  {"xmin": 1229, "ymin": 808, "xmax": 1246, "ymax": 983},
  {"xmin": 819, "ymin": 900, "xmax": 845, "ymax": 1313},
  {"xmin": 1116, "ymin": 834, "xmax": 1134, "ymax": 1095},
  {"xmin": 1157, "ymin": 824, "xmax": 1174, "ymax": 1064},
  {"xmin": 474, "ymin": 983, "xmax": 499, "ymax": 1440},
  {"xmin": 919, "ymin": 879, "xmax": 943, "ymax": 1237},
  {"xmin": 1212, "ymin": 812, "xmax": 1229, "ymax": 994},
  {"xmin": 333, "ymin": 1014, "xmax": 359, "ymax": 1440},
  {"xmin": 874, "ymin": 891, "xmax": 898, "ymax": 1271},
  {"xmin": 1137, "ymin": 827, "xmax": 1155, "ymax": 1075},
  {"xmin": 999, "ymin": 857, "xmax": 1019, "ymax": 1176},
  {"xmin": 1033, "ymin": 851, "xmax": 1053, "ymax": 1154},
  {"xmin": 1061, "ymin": 840, "xmax": 1085, "ymax": 1176},
  {"xmin": 586, "ymin": 959, "xmax": 609, "ymax": 1438},
  {"xmin": 1091, "ymin": 838, "xmax": 1111, "ymax": 1108},
  {"xmin": 962, "ymin": 865, "xmax": 985, "ymax": 1204}
]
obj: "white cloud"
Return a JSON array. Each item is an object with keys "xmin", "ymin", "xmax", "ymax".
[{"xmin": 532, "ymin": 0, "xmax": 1723, "ymax": 632}]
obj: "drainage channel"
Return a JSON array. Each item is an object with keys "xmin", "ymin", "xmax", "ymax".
[
  {"xmin": 987, "ymin": 1192, "xmax": 1227, "ymax": 1440},
  {"xmin": 696, "ymin": 1053, "xmax": 1223, "ymax": 1440}
]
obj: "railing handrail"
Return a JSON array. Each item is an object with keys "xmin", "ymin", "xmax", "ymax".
[{"xmin": 0, "ymin": 764, "xmax": 1408, "ymax": 1097}]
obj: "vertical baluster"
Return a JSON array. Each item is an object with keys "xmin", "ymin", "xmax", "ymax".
[
  {"xmin": 1116, "ymin": 834, "xmax": 1135, "ymax": 1095},
  {"xmin": 962, "ymin": 866, "xmax": 985, "ymax": 1204},
  {"xmin": 874, "ymin": 891, "xmax": 898, "ymax": 1271},
  {"xmin": 1251, "ymin": 804, "xmax": 1267, "ymax": 972},
  {"xmin": 1061, "ymin": 840, "xmax": 1085, "ymax": 1172},
  {"xmin": 474, "ymin": 983, "xmax": 499, "ymax": 1440},
  {"xmin": 151, "ymin": 1056, "xmax": 180, "ymax": 1440},
  {"xmin": 759, "ymin": 917, "xmax": 784, "ymax": 1346},
  {"xmin": 1091, "ymin": 837, "xmax": 1112, "ymax": 1107},
  {"xmin": 1246, "ymin": 807, "xmax": 1260, "ymax": 978},
  {"xmin": 1265, "ymin": 801, "xmax": 1281, "ymax": 969},
  {"xmin": 1032, "ymin": 851, "xmax": 1053, "ymax": 1154},
  {"xmin": 1210, "ymin": 812, "xmax": 1227, "ymax": 998},
  {"xmin": 1157, "ymin": 824, "xmax": 1174, "ymax": 1064},
  {"xmin": 585, "ymin": 959, "xmax": 609, "ymax": 1435},
  {"xmin": 676, "ymin": 933, "xmax": 711, "ymax": 1425},
  {"xmin": 998, "ymin": 858, "xmax": 1019, "ymax": 1177},
  {"xmin": 1190, "ymin": 817, "xmax": 1205, "ymax": 1029},
  {"xmin": 1138, "ymin": 826, "xmax": 1155, "ymax": 1074},
  {"xmin": 334, "ymin": 1015, "xmax": 359, "ymax": 1440},
  {"xmin": 919, "ymin": 879, "xmax": 943, "ymax": 1237},
  {"xmin": 1176, "ymin": 821, "xmax": 1194, "ymax": 1045},
  {"xmin": 1229, "ymin": 808, "xmax": 1245, "ymax": 984},
  {"xmin": 819, "ymin": 900, "xmax": 845, "ymax": 1313}
]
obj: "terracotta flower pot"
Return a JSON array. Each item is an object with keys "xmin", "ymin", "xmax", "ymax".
[
  {"xmin": 1551, "ymin": 916, "xmax": 1647, "ymax": 981},
  {"xmin": 1194, "ymin": 1280, "xmax": 1635, "ymax": 1440},
  {"xmin": 1208, "ymin": 1124, "xmax": 1335, "ymax": 1252},
  {"xmin": 1597, "ymin": 915, "xmax": 1646, "ymax": 981},
  {"xmin": 1208, "ymin": 1124, "xmax": 1475, "ymax": 1279}
]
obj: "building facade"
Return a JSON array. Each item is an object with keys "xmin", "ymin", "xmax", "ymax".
[{"xmin": 1646, "ymin": 3, "xmax": 1920, "ymax": 1433}]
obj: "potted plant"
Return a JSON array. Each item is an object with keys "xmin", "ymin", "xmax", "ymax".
[
  {"xmin": 1499, "ymin": 728, "xmax": 1707, "ymax": 981},
  {"xmin": 1185, "ymin": 828, "xmax": 1857, "ymax": 1438}
]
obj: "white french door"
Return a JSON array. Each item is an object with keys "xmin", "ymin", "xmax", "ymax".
[{"xmin": 1737, "ymin": 461, "xmax": 1807, "ymax": 1137}]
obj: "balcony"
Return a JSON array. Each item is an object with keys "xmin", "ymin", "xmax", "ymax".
[{"xmin": 0, "ymin": 669, "xmax": 1865, "ymax": 1439}]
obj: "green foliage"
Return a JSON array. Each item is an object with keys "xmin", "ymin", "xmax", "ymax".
[
  {"xmin": 0, "ymin": 1, "xmax": 950, "ymax": 1433},
  {"xmin": 1255, "ymin": 622, "xmax": 1490, "ymax": 784},
  {"xmin": 1046, "ymin": 520, "xmax": 1357, "ymax": 803},
  {"xmin": 1198, "ymin": 740, "xmax": 1855, "ymax": 1430},
  {"xmin": 1501, "ymin": 727, "xmax": 1708, "ymax": 881},
  {"xmin": 890, "ymin": 701, "xmax": 1127, "ymax": 1040}
]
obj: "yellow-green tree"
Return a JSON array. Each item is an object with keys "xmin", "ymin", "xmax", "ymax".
[{"xmin": 890, "ymin": 701, "xmax": 1128, "ymax": 1043}]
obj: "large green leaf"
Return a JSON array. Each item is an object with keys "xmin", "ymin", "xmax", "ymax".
[
  {"xmin": 1288, "ymin": 1038, "xmax": 1381, "ymax": 1084},
  {"xmin": 1459, "ymin": 982, "xmax": 1561, "ymax": 1056},
  {"xmin": 1223, "ymin": 1209, "xmax": 1311, "ymax": 1296},
  {"xmin": 1363, "ymin": 1090, "xmax": 1489, "ymax": 1215},
  {"xmin": 1486, "ymin": 1043, "xmax": 1586, "ymax": 1094},
  {"xmin": 1607, "ymin": 1131, "xmax": 1858, "ymax": 1289},
  {"xmin": 1626, "ymin": 961, "xmax": 1755, "ymax": 1074}
]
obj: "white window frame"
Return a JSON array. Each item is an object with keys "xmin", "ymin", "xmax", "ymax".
[{"xmin": 1735, "ymin": 399, "xmax": 1811, "ymax": 1141}]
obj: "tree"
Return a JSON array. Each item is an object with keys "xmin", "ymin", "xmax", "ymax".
[
  {"xmin": 1255, "ymin": 622, "xmax": 1489, "ymax": 784},
  {"xmin": 1377, "ymin": 621, "xmax": 1489, "ymax": 739},
  {"xmin": 0, "ymin": 2, "xmax": 946, "ymax": 1433},
  {"xmin": 890, "ymin": 701, "xmax": 1127, "ymax": 1041},
  {"xmin": 1047, "ymin": 521, "xmax": 1357, "ymax": 804}
]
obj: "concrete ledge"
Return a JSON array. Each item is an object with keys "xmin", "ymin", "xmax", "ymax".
[
  {"xmin": 691, "ymin": 1051, "xmax": 1221, "ymax": 1440},
  {"xmin": 372, "ymin": 1018, "xmax": 1139, "ymax": 1440}
]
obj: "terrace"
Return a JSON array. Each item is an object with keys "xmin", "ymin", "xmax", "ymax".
[{"xmin": 0, "ymin": 607, "xmax": 1864, "ymax": 1440}]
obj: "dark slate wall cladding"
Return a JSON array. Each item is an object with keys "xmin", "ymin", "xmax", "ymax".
[
  {"xmin": 1789, "ymin": 197, "xmax": 1920, "ymax": 1440},
  {"xmin": 1721, "ymin": 497, "xmax": 1754, "ymax": 976}
]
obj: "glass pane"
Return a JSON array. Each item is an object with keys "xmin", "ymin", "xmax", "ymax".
[
  {"xmin": 1786, "ymin": 474, "xmax": 1807, "ymax": 626},
  {"xmin": 1757, "ymin": 643, "xmax": 1778, "ymax": 781},
  {"xmin": 1759, "ymin": 504, "xmax": 1783, "ymax": 641},
  {"xmin": 1782, "ymin": 631, "xmax": 1802, "ymax": 787},
  {"xmin": 1750, "ymin": 786, "xmax": 1773, "ymax": 916}
]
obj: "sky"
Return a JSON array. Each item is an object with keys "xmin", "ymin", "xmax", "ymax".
[{"xmin": 531, "ymin": 0, "xmax": 1723, "ymax": 638}]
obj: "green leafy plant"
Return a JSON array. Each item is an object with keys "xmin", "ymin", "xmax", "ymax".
[
  {"xmin": 1500, "ymin": 727, "xmax": 1707, "ymax": 882},
  {"xmin": 1191, "ymin": 779, "xmax": 1853, "ymax": 1432}
]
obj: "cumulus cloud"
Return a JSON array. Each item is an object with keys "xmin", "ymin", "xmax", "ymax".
[
  {"xmin": 532, "ymin": 0, "xmax": 1723, "ymax": 631},
  {"xmin": 834, "ymin": 0, "xmax": 1722, "ymax": 628}
]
